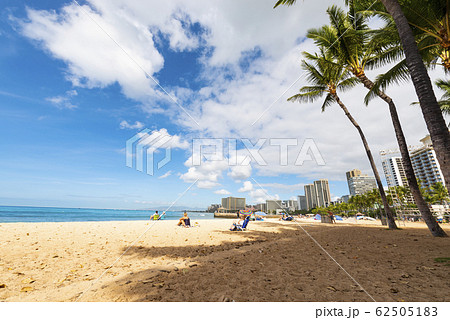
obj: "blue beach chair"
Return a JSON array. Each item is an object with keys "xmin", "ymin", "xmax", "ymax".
[{"xmin": 231, "ymin": 216, "xmax": 250, "ymax": 231}]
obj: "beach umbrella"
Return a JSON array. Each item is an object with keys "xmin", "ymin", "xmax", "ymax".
[
  {"xmin": 255, "ymin": 211, "xmax": 267, "ymax": 216},
  {"xmin": 239, "ymin": 209, "xmax": 252, "ymax": 215}
]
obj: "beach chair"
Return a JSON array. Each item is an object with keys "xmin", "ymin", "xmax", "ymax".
[{"xmin": 235, "ymin": 216, "xmax": 250, "ymax": 231}]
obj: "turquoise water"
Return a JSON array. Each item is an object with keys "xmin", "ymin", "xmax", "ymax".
[{"xmin": 0, "ymin": 206, "xmax": 213, "ymax": 223}]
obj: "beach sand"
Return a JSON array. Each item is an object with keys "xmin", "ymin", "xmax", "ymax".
[{"xmin": 0, "ymin": 218, "xmax": 449, "ymax": 302}]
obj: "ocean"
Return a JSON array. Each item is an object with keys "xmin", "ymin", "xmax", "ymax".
[{"xmin": 0, "ymin": 206, "xmax": 214, "ymax": 223}]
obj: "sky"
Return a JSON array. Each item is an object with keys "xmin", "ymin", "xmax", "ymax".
[{"xmin": 0, "ymin": 0, "xmax": 448, "ymax": 210}]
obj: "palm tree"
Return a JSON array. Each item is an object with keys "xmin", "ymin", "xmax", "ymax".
[
  {"xmin": 399, "ymin": 0, "xmax": 450, "ymax": 71},
  {"xmin": 366, "ymin": 188, "xmax": 384, "ymax": 217},
  {"xmin": 311, "ymin": 5, "xmax": 446, "ymax": 237},
  {"xmin": 434, "ymin": 79, "xmax": 450, "ymax": 116},
  {"xmin": 429, "ymin": 182, "xmax": 450, "ymax": 205},
  {"xmin": 349, "ymin": 194, "xmax": 367, "ymax": 214},
  {"xmin": 418, "ymin": 180, "xmax": 435, "ymax": 204},
  {"xmin": 351, "ymin": 0, "xmax": 450, "ymax": 194},
  {"xmin": 411, "ymin": 79, "xmax": 450, "ymax": 122},
  {"xmin": 273, "ymin": 0, "xmax": 448, "ymax": 237},
  {"xmin": 308, "ymin": 6, "xmax": 445, "ymax": 236},
  {"xmin": 288, "ymin": 50, "xmax": 398, "ymax": 229}
]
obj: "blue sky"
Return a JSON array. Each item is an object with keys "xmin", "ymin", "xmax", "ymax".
[{"xmin": 0, "ymin": 0, "xmax": 442, "ymax": 209}]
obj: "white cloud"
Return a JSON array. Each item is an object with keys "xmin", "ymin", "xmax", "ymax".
[
  {"xmin": 119, "ymin": 120, "xmax": 144, "ymax": 130},
  {"xmin": 125, "ymin": 129, "xmax": 189, "ymax": 167},
  {"xmin": 238, "ymin": 181, "xmax": 253, "ymax": 193},
  {"xmin": 259, "ymin": 183, "xmax": 305, "ymax": 192},
  {"xmin": 236, "ymin": 180, "xmax": 281, "ymax": 204},
  {"xmin": 20, "ymin": 3, "xmax": 165, "ymax": 108},
  {"xmin": 158, "ymin": 171, "xmax": 172, "ymax": 179},
  {"xmin": 214, "ymin": 189, "xmax": 231, "ymax": 195},
  {"xmin": 180, "ymin": 155, "xmax": 229, "ymax": 189},
  {"xmin": 228, "ymin": 164, "xmax": 252, "ymax": 181},
  {"xmin": 18, "ymin": 0, "xmax": 446, "ymax": 192},
  {"xmin": 18, "ymin": 0, "xmax": 342, "ymax": 108},
  {"xmin": 46, "ymin": 90, "xmax": 78, "ymax": 110},
  {"xmin": 249, "ymin": 188, "xmax": 280, "ymax": 204},
  {"xmin": 142, "ymin": 128, "xmax": 190, "ymax": 151}
]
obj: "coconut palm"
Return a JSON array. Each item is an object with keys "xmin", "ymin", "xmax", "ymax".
[
  {"xmin": 349, "ymin": 0, "xmax": 450, "ymax": 194},
  {"xmin": 366, "ymin": 188, "xmax": 384, "ymax": 217},
  {"xmin": 434, "ymin": 79, "xmax": 450, "ymax": 115},
  {"xmin": 411, "ymin": 79, "xmax": 450, "ymax": 121},
  {"xmin": 309, "ymin": 6, "xmax": 446, "ymax": 237},
  {"xmin": 274, "ymin": 0, "xmax": 448, "ymax": 237},
  {"xmin": 429, "ymin": 182, "xmax": 450, "ymax": 204},
  {"xmin": 289, "ymin": 49, "xmax": 398, "ymax": 229}
]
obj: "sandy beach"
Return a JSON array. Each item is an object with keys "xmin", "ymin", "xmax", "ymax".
[{"xmin": 0, "ymin": 218, "xmax": 449, "ymax": 302}]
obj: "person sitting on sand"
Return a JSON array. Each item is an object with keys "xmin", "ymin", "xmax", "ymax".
[
  {"xmin": 150, "ymin": 211, "xmax": 160, "ymax": 220},
  {"xmin": 177, "ymin": 212, "xmax": 190, "ymax": 227},
  {"xmin": 280, "ymin": 213, "xmax": 293, "ymax": 221},
  {"xmin": 229, "ymin": 214, "xmax": 246, "ymax": 231}
]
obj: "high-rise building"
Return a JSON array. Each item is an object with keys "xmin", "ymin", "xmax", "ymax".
[
  {"xmin": 266, "ymin": 200, "xmax": 282, "ymax": 213},
  {"xmin": 221, "ymin": 197, "xmax": 246, "ymax": 211},
  {"xmin": 410, "ymin": 135, "xmax": 445, "ymax": 189},
  {"xmin": 382, "ymin": 157, "xmax": 408, "ymax": 187},
  {"xmin": 255, "ymin": 203, "xmax": 267, "ymax": 212},
  {"xmin": 297, "ymin": 195, "xmax": 307, "ymax": 211},
  {"xmin": 282, "ymin": 200, "xmax": 298, "ymax": 212},
  {"xmin": 304, "ymin": 184, "xmax": 317, "ymax": 210},
  {"xmin": 304, "ymin": 179, "xmax": 331, "ymax": 210},
  {"xmin": 314, "ymin": 179, "xmax": 331, "ymax": 208},
  {"xmin": 346, "ymin": 169, "xmax": 377, "ymax": 196},
  {"xmin": 346, "ymin": 169, "xmax": 362, "ymax": 180}
]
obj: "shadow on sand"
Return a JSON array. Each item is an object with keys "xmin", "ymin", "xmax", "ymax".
[{"xmin": 81, "ymin": 223, "xmax": 450, "ymax": 302}]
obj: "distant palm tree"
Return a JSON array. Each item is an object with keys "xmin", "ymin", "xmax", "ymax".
[
  {"xmin": 366, "ymin": 188, "xmax": 384, "ymax": 217},
  {"xmin": 288, "ymin": 50, "xmax": 398, "ymax": 229},
  {"xmin": 274, "ymin": 0, "xmax": 448, "ymax": 238},
  {"xmin": 429, "ymin": 182, "xmax": 450, "ymax": 205}
]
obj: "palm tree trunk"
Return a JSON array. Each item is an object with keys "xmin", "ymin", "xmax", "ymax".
[
  {"xmin": 357, "ymin": 74, "xmax": 447, "ymax": 237},
  {"xmin": 332, "ymin": 93, "xmax": 398, "ymax": 230},
  {"xmin": 380, "ymin": 0, "xmax": 450, "ymax": 198}
]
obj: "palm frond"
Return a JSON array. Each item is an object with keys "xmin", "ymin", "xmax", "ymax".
[
  {"xmin": 307, "ymin": 26, "xmax": 338, "ymax": 54},
  {"xmin": 435, "ymin": 78, "xmax": 450, "ymax": 99},
  {"xmin": 337, "ymin": 77, "xmax": 360, "ymax": 91},
  {"xmin": 288, "ymin": 90, "xmax": 325, "ymax": 104},
  {"xmin": 439, "ymin": 103, "xmax": 450, "ymax": 115},
  {"xmin": 364, "ymin": 59, "xmax": 409, "ymax": 105},
  {"xmin": 273, "ymin": 0, "xmax": 297, "ymax": 8},
  {"xmin": 321, "ymin": 93, "xmax": 335, "ymax": 112}
]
